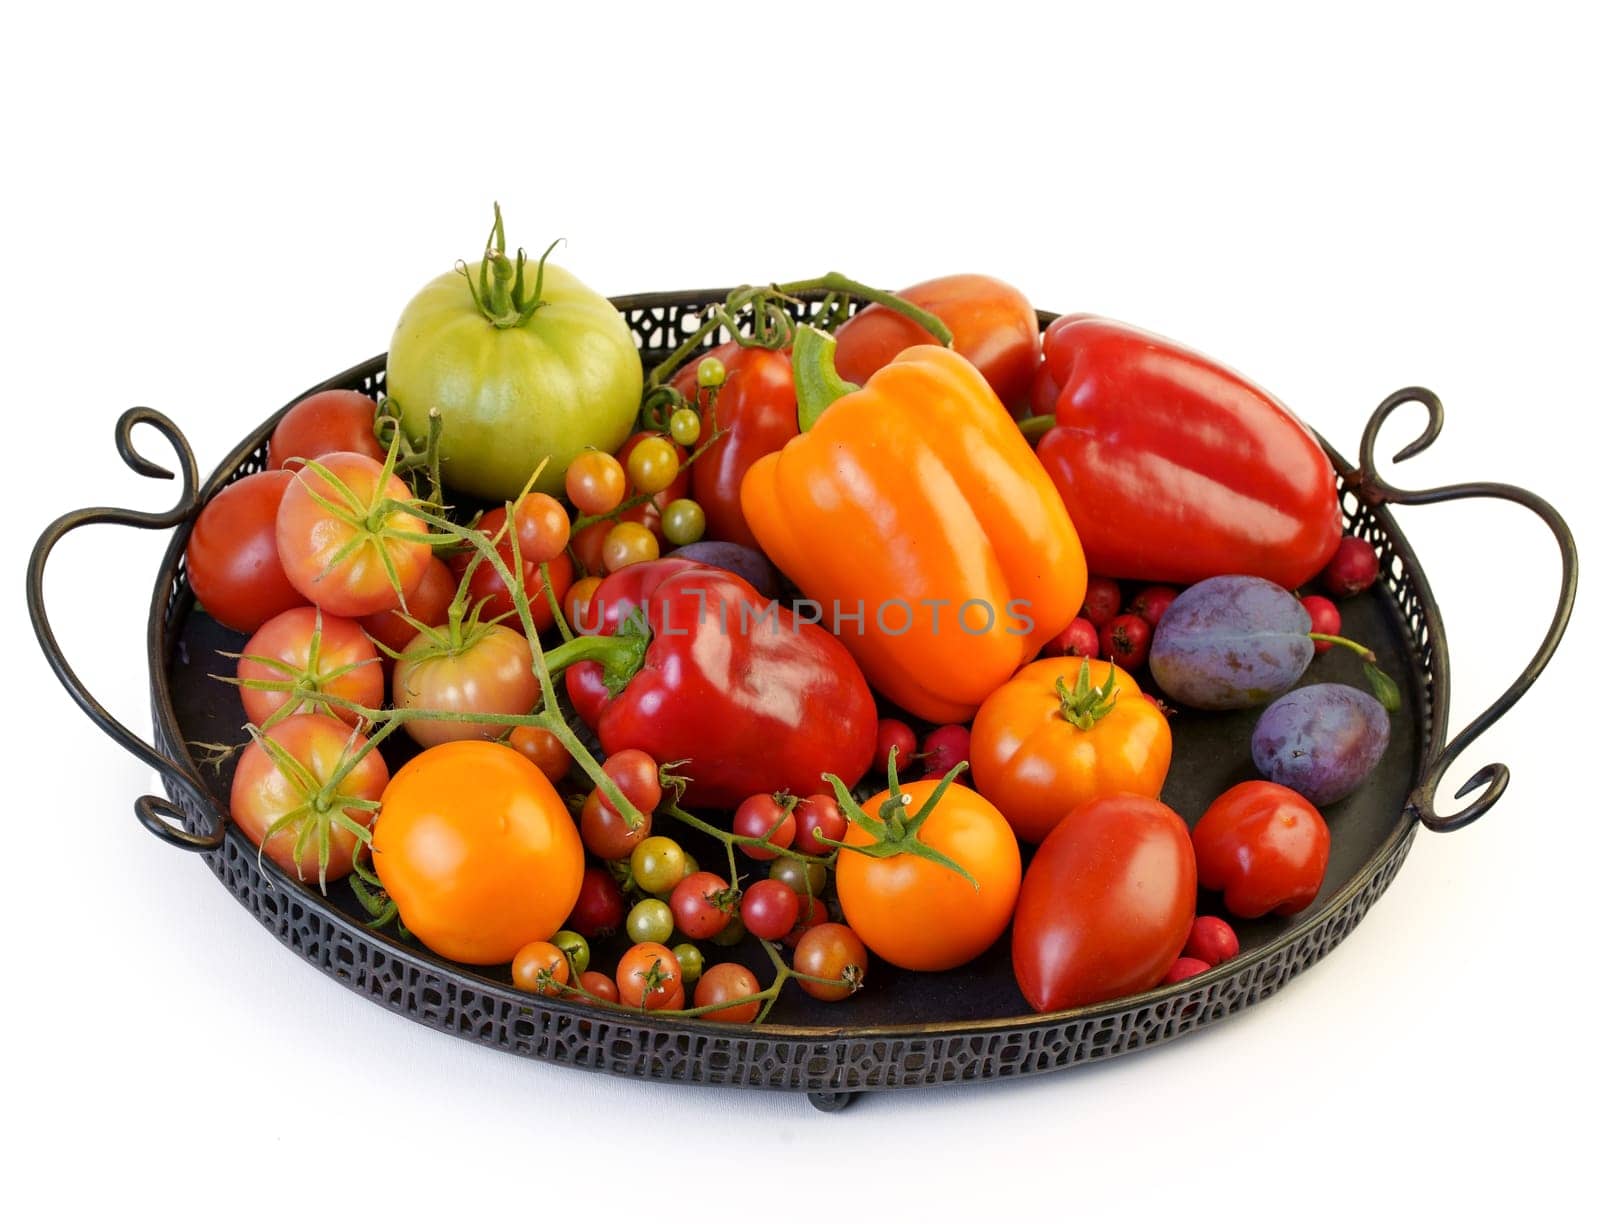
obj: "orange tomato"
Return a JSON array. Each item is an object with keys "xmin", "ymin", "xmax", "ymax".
[
  {"xmin": 969, "ymin": 657, "xmax": 1172, "ymax": 844},
  {"xmin": 833, "ymin": 777, "xmax": 1021, "ymax": 972},
  {"xmin": 372, "ymin": 741, "xmax": 584, "ymax": 964}
]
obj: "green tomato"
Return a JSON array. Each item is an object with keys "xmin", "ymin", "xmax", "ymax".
[
  {"xmin": 669, "ymin": 409, "xmax": 701, "ymax": 447},
  {"xmin": 551, "ymin": 929, "xmax": 590, "ymax": 975},
  {"xmin": 631, "ymin": 836, "xmax": 688, "ymax": 897},
  {"xmin": 672, "ymin": 943, "xmax": 705, "ymax": 985},
  {"xmin": 662, "ymin": 499, "xmax": 706, "ymax": 547},
  {"xmin": 386, "ymin": 211, "xmax": 643, "ymax": 501},
  {"xmin": 770, "ymin": 855, "xmax": 828, "ymax": 896},
  {"xmin": 710, "ymin": 914, "xmax": 747, "ymax": 948},
  {"xmin": 627, "ymin": 899, "xmax": 674, "ymax": 945}
]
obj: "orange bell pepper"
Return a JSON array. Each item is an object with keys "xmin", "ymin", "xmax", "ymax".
[{"xmin": 741, "ymin": 326, "xmax": 1086, "ymax": 723}]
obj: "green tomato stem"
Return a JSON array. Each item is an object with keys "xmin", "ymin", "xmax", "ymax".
[
  {"xmin": 791, "ymin": 326, "xmax": 860, "ymax": 433},
  {"xmin": 775, "ymin": 272, "xmax": 954, "ymax": 346}
]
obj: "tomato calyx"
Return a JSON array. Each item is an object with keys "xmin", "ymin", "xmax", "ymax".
[
  {"xmin": 818, "ymin": 747, "xmax": 980, "ymax": 889},
  {"xmin": 244, "ymin": 723, "xmax": 380, "ymax": 893},
  {"xmin": 1055, "ymin": 659, "xmax": 1120, "ymax": 731},
  {"xmin": 293, "ymin": 444, "xmax": 438, "ymax": 604},
  {"xmin": 456, "ymin": 203, "xmax": 561, "ymax": 331},
  {"xmin": 219, "ymin": 609, "xmax": 379, "ymax": 731}
]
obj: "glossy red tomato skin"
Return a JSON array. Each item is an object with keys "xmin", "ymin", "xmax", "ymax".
[
  {"xmin": 673, "ymin": 344, "xmax": 798, "ymax": 548},
  {"xmin": 185, "ymin": 470, "xmax": 306, "ymax": 633},
  {"xmin": 237, "ymin": 606, "xmax": 383, "ymax": 728},
  {"xmin": 1012, "ymin": 793, "xmax": 1197, "ymax": 1013},
  {"xmin": 1191, "ymin": 782, "xmax": 1330, "ymax": 918},
  {"xmin": 463, "ymin": 509, "xmax": 574, "ymax": 631},
  {"xmin": 267, "ymin": 389, "xmax": 387, "ymax": 471},
  {"xmin": 832, "ymin": 274, "xmax": 1040, "ymax": 412}
]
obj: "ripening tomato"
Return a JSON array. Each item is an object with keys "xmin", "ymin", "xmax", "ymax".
[
  {"xmin": 359, "ymin": 556, "xmax": 457, "ymax": 655},
  {"xmin": 616, "ymin": 943, "xmax": 684, "ymax": 1011},
  {"xmin": 268, "ymin": 389, "xmax": 387, "ymax": 471},
  {"xmin": 834, "ymin": 777, "xmax": 1021, "ymax": 972},
  {"xmin": 1011, "ymin": 793, "xmax": 1197, "ymax": 1013},
  {"xmin": 693, "ymin": 962, "xmax": 761, "ymax": 1023},
  {"xmin": 275, "ymin": 452, "xmax": 432, "ymax": 617},
  {"xmin": 463, "ymin": 532, "xmax": 573, "ymax": 631},
  {"xmin": 372, "ymin": 741, "xmax": 584, "ymax": 964},
  {"xmin": 832, "ymin": 274, "xmax": 1040, "ymax": 412},
  {"xmin": 1191, "ymin": 782, "xmax": 1330, "ymax": 918},
  {"xmin": 391, "ymin": 624, "xmax": 539, "ymax": 748},
  {"xmin": 969, "ymin": 658, "xmax": 1172, "ymax": 843},
  {"xmin": 236, "ymin": 606, "xmax": 383, "ymax": 729},
  {"xmin": 229, "ymin": 713, "xmax": 389, "ymax": 887},
  {"xmin": 792, "ymin": 923, "xmax": 869, "ymax": 1002},
  {"xmin": 185, "ymin": 470, "xmax": 306, "ymax": 633}
]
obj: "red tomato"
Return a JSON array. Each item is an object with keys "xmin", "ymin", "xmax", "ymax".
[
  {"xmin": 669, "ymin": 870, "xmax": 734, "ymax": 941},
  {"xmin": 237, "ymin": 606, "xmax": 383, "ymax": 728},
  {"xmin": 463, "ymin": 530, "xmax": 574, "ymax": 632},
  {"xmin": 185, "ymin": 470, "xmax": 306, "ymax": 633},
  {"xmin": 391, "ymin": 624, "xmax": 539, "ymax": 748},
  {"xmin": 578, "ymin": 970, "xmax": 620, "ymax": 1004},
  {"xmin": 832, "ymin": 274, "xmax": 1041, "ymax": 412},
  {"xmin": 229, "ymin": 713, "xmax": 389, "ymax": 887},
  {"xmin": 616, "ymin": 943, "xmax": 684, "ymax": 1011},
  {"xmin": 673, "ymin": 344, "xmax": 798, "ymax": 548},
  {"xmin": 1011, "ymin": 793, "xmax": 1197, "ymax": 1013},
  {"xmin": 792, "ymin": 923, "xmax": 869, "ymax": 1002},
  {"xmin": 507, "ymin": 725, "xmax": 572, "ymax": 784},
  {"xmin": 693, "ymin": 962, "xmax": 761, "ymax": 1023},
  {"xmin": 275, "ymin": 452, "xmax": 432, "ymax": 617},
  {"xmin": 1191, "ymin": 782, "xmax": 1330, "ymax": 918},
  {"xmin": 359, "ymin": 556, "xmax": 457, "ymax": 655},
  {"xmin": 267, "ymin": 389, "xmax": 387, "ymax": 471},
  {"xmin": 565, "ymin": 865, "xmax": 626, "ymax": 939}
]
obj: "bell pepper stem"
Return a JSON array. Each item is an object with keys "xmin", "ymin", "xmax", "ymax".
[
  {"xmin": 792, "ymin": 325, "xmax": 860, "ymax": 432},
  {"xmin": 542, "ymin": 627, "xmax": 649, "ymax": 692},
  {"xmin": 1018, "ymin": 414, "xmax": 1057, "ymax": 443}
]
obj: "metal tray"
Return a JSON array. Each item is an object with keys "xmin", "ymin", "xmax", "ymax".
[{"xmin": 28, "ymin": 291, "xmax": 1578, "ymax": 1111}]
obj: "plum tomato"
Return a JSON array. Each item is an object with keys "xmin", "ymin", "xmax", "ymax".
[
  {"xmin": 267, "ymin": 389, "xmax": 387, "ymax": 471},
  {"xmin": 1100, "ymin": 612, "xmax": 1152, "ymax": 671},
  {"xmin": 185, "ymin": 469, "xmax": 306, "ymax": 633},
  {"xmin": 693, "ymin": 962, "xmax": 762, "ymax": 1023},
  {"xmin": 236, "ymin": 606, "xmax": 382, "ymax": 729},
  {"xmin": 392, "ymin": 624, "xmax": 538, "ymax": 748},
  {"xmin": 359, "ymin": 556, "xmax": 455, "ymax": 655},
  {"xmin": 669, "ymin": 871, "xmax": 735, "ymax": 941},
  {"xmin": 372, "ymin": 741, "xmax": 585, "ymax": 964},
  {"xmin": 1080, "ymin": 577, "xmax": 1122, "ymax": 628},
  {"xmin": 507, "ymin": 725, "xmax": 572, "ymax": 784},
  {"xmin": 511, "ymin": 941, "xmax": 571, "ymax": 997},
  {"xmin": 873, "ymin": 720, "xmax": 917, "ymax": 775},
  {"xmin": 740, "ymin": 879, "xmax": 800, "ymax": 940},
  {"xmin": 732, "ymin": 793, "xmax": 796, "ymax": 861},
  {"xmin": 792, "ymin": 923, "xmax": 869, "ymax": 1002},
  {"xmin": 565, "ymin": 865, "xmax": 626, "ymax": 938},
  {"xmin": 1011, "ymin": 793, "xmax": 1197, "ymax": 1012},
  {"xmin": 275, "ymin": 452, "xmax": 432, "ymax": 617},
  {"xmin": 616, "ymin": 942, "xmax": 684, "ymax": 1010},
  {"xmin": 793, "ymin": 793, "xmax": 847, "ymax": 856},
  {"xmin": 1191, "ymin": 781, "xmax": 1330, "ymax": 918},
  {"xmin": 229, "ymin": 713, "xmax": 389, "ymax": 887}
]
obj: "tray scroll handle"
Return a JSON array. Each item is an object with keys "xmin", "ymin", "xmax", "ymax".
[
  {"xmin": 1354, "ymin": 387, "xmax": 1579, "ymax": 833},
  {"xmin": 26, "ymin": 407, "xmax": 223, "ymax": 851}
]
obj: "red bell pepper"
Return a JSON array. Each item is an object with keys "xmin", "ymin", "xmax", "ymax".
[
  {"xmin": 554, "ymin": 562, "xmax": 876, "ymax": 809},
  {"xmin": 1033, "ymin": 315, "xmax": 1342, "ymax": 590}
]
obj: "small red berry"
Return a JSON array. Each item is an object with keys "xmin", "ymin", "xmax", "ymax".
[
  {"xmin": 1300, "ymin": 595, "xmax": 1341, "ymax": 653},
  {"xmin": 1044, "ymin": 616, "xmax": 1101, "ymax": 658},
  {"xmin": 1161, "ymin": 956, "xmax": 1212, "ymax": 985},
  {"xmin": 920, "ymin": 724, "xmax": 971, "ymax": 779},
  {"xmin": 1183, "ymin": 916, "xmax": 1240, "ymax": 967},
  {"xmin": 1130, "ymin": 585, "xmax": 1180, "ymax": 627},
  {"xmin": 1080, "ymin": 577, "xmax": 1123, "ymax": 628},
  {"xmin": 1101, "ymin": 613, "xmax": 1152, "ymax": 671},
  {"xmin": 1320, "ymin": 536, "xmax": 1380, "ymax": 598},
  {"xmin": 873, "ymin": 719, "xmax": 918, "ymax": 774}
]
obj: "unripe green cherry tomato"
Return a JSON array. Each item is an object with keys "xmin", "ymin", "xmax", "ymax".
[
  {"xmin": 602, "ymin": 521, "xmax": 660, "ymax": 572},
  {"xmin": 696, "ymin": 356, "xmax": 727, "ymax": 388},
  {"xmin": 672, "ymin": 943, "xmax": 705, "ymax": 985},
  {"xmin": 669, "ymin": 409, "xmax": 702, "ymax": 447},
  {"xmin": 627, "ymin": 898, "xmax": 675, "ymax": 944},
  {"xmin": 631, "ymin": 836, "xmax": 689, "ymax": 896},
  {"xmin": 551, "ymin": 929, "xmax": 591, "ymax": 975},
  {"xmin": 770, "ymin": 855, "xmax": 828, "ymax": 897},
  {"xmin": 711, "ymin": 915, "xmax": 747, "ymax": 947},
  {"xmin": 662, "ymin": 498, "xmax": 707, "ymax": 546},
  {"xmin": 626, "ymin": 436, "xmax": 681, "ymax": 496}
]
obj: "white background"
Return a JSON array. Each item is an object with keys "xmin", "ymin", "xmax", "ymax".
[{"xmin": 4, "ymin": 3, "xmax": 1595, "ymax": 1219}]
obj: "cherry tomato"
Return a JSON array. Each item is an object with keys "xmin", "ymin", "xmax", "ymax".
[
  {"xmin": 1191, "ymin": 781, "xmax": 1331, "ymax": 918},
  {"xmin": 793, "ymin": 923, "xmax": 869, "ymax": 1002},
  {"xmin": 671, "ymin": 943, "xmax": 705, "ymax": 986},
  {"xmin": 550, "ymin": 929, "xmax": 591, "ymax": 975},
  {"xmin": 1183, "ymin": 916, "xmax": 1241, "ymax": 966},
  {"xmin": 372, "ymin": 741, "xmax": 585, "ymax": 964},
  {"xmin": 1300, "ymin": 594, "xmax": 1341, "ymax": 653},
  {"xmin": 668, "ymin": 409, "xmax": 701, "ymax": 447},
  {"xmin": 508, "ymin": 725, "xmax": 571, "ymax": 783},
  {"xmin": 275, "ymin": 452, "xmax": 432, "ymax": 617},
  {"xmin": 781, "ymin": 890, "xmax": 830, "ymax": 950},
  {"xmin": 512, "ymin": 941, "xmax": 571, "ymax": 996},
  {"xmin": 768, "ymin": 855, "xmax": 827, "ymax": 897},
  {"xmin": 498, "ymin": 493, "xmax": 571, "ymax": 565},
  {"xmin": 835, "ymin": 778, "xmax": 1021, "ymax": 972},
  {"xmin": 740, "ymin": 879, "xmax": 800, "ymax": 940},
  {"xmin": 670, "ymin": 870, "xmax": 735, "ymax": 940},
  {"xmin": 565, "ymin": 865, "xmax": 625, "ymax": 938},
  {"xmin": 571, "ymin": 521, "xmax": 610, "ymax": 576},
  {"xmin": 578, "ymin": 970, "xmax": 620, "ymax": 1004},
  {"xmin": 360, "ymin": 556, "xmax": 456, "ymax": 655},
  {"xmin": 579, "ymin": 787, "xmax": 651, "ymax": 860},
  {"xmin": 464, "ymin": 517, "xmax": 574, "ymax": 632},
  {"xmin": 237, "ymin": 607, "xmax": 382, "ymax": 729},
  {"xmin": 601, "ymin": 521, "xmax": 659, "ymax": 572},
  {"xmin": 693, "ymin": 962, "xmax": 761, "ymax": 1023},
  {"xmin": 732, "ymin": 794, "xmax": 795, "ymax": 861},
  {"xmin": 832, "ymin": 274, "xmax": 1040, "ymax": 411},
  {"xmin": 630, "ymin": 836, "xmax": 688, "ymax": 897},
  {"xmin": 185, "ymin": 469, "xmax": 305, "ymax": 633},
  {"xmin": 1011, "ymin": 793, "xmax": 1197, "ymax": 1012},
  {"xmin": 230, "ymin": 713, "xmax": 389, "ymax": 887},
  {"xmin": 267, "ymin": 389, "xmax": 387, "ymax": 471},
  {"xmin": 793, "ymin": 793, "xmax": 847, "ymax": 856},
  {"xmin": 873, "ymin": 720, "xmax": 917, "ymax": 774},
  {"xmin": 627, "ymin": 898, "xmax": 675, "ymax": 945},
  {"xmin": 564, "ymin": 575, "xmax": 604, "ymax": 633},
  {"xmin": 392, "ymin": 624, "xmax": 539, "ymax": 748},
  {"xmin": 566, "ymin": 451, "xmax": 627, "ymax": 516},
  {"xmin": 616, "ymin": 943, "xmax": 684, "ymax": 1011},
  {"xmin": 661, "ymin": 499, "xmax": 706, "ymax": 546},
  {"xmin": 599, "ymin": 748, "xmax": 663, "ymax": 817},
  {"xmin": 625, "ymin": 436, "xmax": 681, "ymax": 495}
]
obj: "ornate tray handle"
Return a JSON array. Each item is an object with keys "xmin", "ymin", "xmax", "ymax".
[
  {"xmin": 1355, "ymin": 387, "xmax": 1579, "ymax": 833},
  {"xmin": 26, "ymin": 408, "xmax": 224, "ymax": 851}
]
